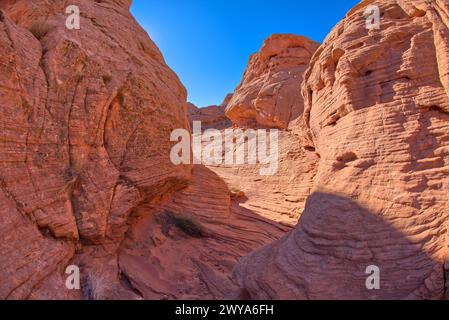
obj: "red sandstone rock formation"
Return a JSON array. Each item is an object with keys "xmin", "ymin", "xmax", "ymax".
[
  {"xmin": 0, "ymin": 0, "xmax": 296, "ymax": 301},
  {"xmin": 226, "ymin": 34, "xmax": 319, "ymax": 129},
  {"xmin": 117, "ymin": 164, "xmax": 288, "ymax": 299},
  {"xmin": 187, "ymin": 94, "xmax": 232, "ymax": 129},
  {"xmin": 2, "ymin": 0, "xmax": 449, "ymax": 302},
  {"xmin": 208, "ymin": 129, "xmax": 318, "ymax": 226},
  {"xmin": 0, "ymin": 0, "xmax": 190, "ymax": 299},
  {"xmin": 234, "ymin": 0, "xmax": 449, "ymax": 300}
]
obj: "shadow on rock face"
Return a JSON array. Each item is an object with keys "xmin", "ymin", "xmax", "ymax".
[
  {"xmin": 117, "ymin": 165, "xmax": 290, "ymax": 300},
  {"xmin": 234, "ymin": 192, "xmax": 447, "ymax": 300}
]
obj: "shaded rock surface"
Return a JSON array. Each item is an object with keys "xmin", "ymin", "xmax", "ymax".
[
  {"xmin": 118, "ymin": 165, "xmax": 288, "ymax": 299},
  {"xmin": 235, "ymin": 0, "xmax": 449, "ymax": 300},
  {"xmin": 226, "ymin": 34, "xmax": 319, "ymax": 129}
]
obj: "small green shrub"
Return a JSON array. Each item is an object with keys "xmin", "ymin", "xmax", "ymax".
[{"xmin": 162, "ymin": 211, "xmax": 207, "ymax": 238}]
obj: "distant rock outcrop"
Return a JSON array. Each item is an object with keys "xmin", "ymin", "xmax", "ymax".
[
  {"xmin": 226, "ymin": 34, "xmax": 319, "ymax": 129},
  {"xmin": 234, "ymin": 0, "xmax": 449, "ymax": 299},
  {"xmin": 187, "ymin": 94, "xmax": 232, "ymax": 129}
]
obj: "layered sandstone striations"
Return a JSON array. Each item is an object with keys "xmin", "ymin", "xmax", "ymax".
[
  {"xmin": 118, "ymin": 164, "xmax": 288, "ymax": 299},
  {"xmin": 226, "ymin": 34, "xmax": 319, "ymax": 128},
  {"xmin": 235, "ymin": 0, "xmax": 449, "ymax": 300},
  {"xmin": 0, "ymin": 0, "xmax": 190, "ymax": 299},
  {"xmin": 207, "ymin": 129, "xmax": 319, "ymax": 226}
]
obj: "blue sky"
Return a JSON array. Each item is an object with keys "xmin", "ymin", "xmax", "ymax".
[{"xmin": 131, "ymin": 0, "xmax": 360, "ymax": 107}]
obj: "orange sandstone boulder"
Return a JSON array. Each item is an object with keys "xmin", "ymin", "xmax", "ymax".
[
  {"xmin": 235, "ymin": 0, "xmax": 449, "ymax": 300},
  {"xmin": 226, "ymin": 34, "xmax": 319, "ymax": 129}
]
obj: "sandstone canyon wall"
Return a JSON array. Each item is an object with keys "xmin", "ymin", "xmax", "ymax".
[
  {"xmin": 234, "ymin": 0, "xmax": 449, "ymax": 300},
  {"xmin": 0, "ymin": 0, "xmax": 191, "ymax": 299}
]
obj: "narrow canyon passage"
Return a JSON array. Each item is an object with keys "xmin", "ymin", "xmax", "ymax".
[
  {"xmin": 1, "ymin": 0, "xmax": 449, "ymax": 301},
  {"xmin": 118, "ymin": 164, "xmax": 291, "ymax": 299}
]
